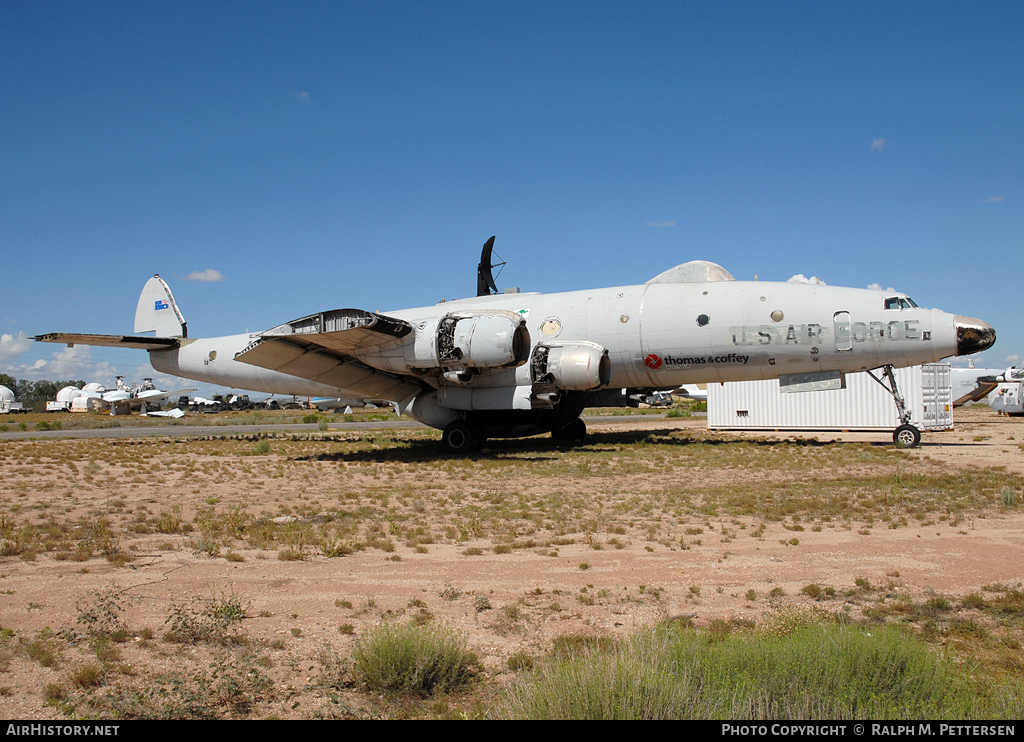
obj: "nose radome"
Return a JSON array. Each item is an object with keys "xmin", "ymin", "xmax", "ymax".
[{"xmin": 955, "ymin": 316, "xmax": 996, "ymax": 356}]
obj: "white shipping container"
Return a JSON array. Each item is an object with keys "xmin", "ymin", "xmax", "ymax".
[{"xmin": 708, "ymin": 363, "xmax": 952, "ymax": 431}]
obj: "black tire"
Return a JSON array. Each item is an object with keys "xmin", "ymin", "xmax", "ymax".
[
  {"xmin": 552, "ymin": 418, "xmax": 587, "ymax": 442},
  {"xmin": 442, "ymin": 421, "xmax": 482, "ymax": 454},
  {"xmin": 893, "ymin": 424, "xmax": 922, "ymax": 449}
]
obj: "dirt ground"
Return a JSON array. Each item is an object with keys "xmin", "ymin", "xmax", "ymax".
[{"xmin": 0, "ymin": 406, "xmax": 1022, "ymax": 719}]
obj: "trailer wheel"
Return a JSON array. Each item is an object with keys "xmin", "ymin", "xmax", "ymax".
[{"xmin": 893, "ymin": 424, "xmax": 921, "ymax": 449}]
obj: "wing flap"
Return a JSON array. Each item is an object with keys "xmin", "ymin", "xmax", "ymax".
[
  {"xmin": 237, "ymin": 337, "xmax": 423, "ymax": 400},
  {"xmin": 235, "ymin": 308, "xmax": 423, "ymax": 402},
  {"xmin": 33, "ymin": 333, "xmax": 182, "ymax": 351}
]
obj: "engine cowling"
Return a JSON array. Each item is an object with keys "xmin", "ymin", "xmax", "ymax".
[
  {"xmin": 531, "ymin": 341, "xmax": 610, "ymax": 391},
  {"xmin": 435, "ymin": 312, "xmax": 529, "ymax": 369}
]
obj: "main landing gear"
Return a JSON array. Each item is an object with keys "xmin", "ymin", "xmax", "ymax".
[
  {"xmin": 866, "ymin": 365, "xmax": 922, "ymax": 449},
  {"xmin": 551, "ymin": 418, "xmax": 587, "ymax": 443},
  {"xmin": 441, "ymin": 421, "xmax": 486, "ymax": 455}
]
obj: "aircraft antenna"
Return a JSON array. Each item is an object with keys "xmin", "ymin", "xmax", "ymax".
[{"xmin": 477, "ymin": 236, "xmax": 507, "ymax": 296}]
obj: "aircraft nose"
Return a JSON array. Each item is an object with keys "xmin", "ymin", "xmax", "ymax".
[{"xmin": 955, "ymin": 316, "xmax": 996, "ymax": 357}]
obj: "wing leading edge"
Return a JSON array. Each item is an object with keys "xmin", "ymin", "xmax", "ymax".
[{"xmin": 234, "ymin": 308, "xmax": 426, "ymax": 402}]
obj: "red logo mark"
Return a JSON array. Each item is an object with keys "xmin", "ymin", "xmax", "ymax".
[{"xmin": 644, "ymin": 354, "xmax": 663, "ymax": 370}]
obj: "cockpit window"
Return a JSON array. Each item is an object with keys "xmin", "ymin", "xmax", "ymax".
[{"xmin": 884, "ymin": 296, "xmax": 918, "ymax": 310}]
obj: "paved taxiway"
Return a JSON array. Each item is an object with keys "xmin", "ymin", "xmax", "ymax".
[{"xmin": 0, "ymin": 414, "xmax": 673, "ymax": 441}]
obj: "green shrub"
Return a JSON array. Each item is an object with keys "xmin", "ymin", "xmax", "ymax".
[
  {"xmin": 353, "ymin": 622, "xmax": 479, "ymax": 696},
  {"xmin": 498, "ymin": 622, "xmax": 999, "ymax": 720}
]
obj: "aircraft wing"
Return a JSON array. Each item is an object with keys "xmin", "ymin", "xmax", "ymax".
[
  {"xmin": 33, "ymin": 333, "xmax": 181, "ymax": 351},
  {"xmin": 952, "ymin": 378, "xmax": 1000, "ymax": 407},
  {"xmin": 234, "ymin": 308, "xmax": 427, "ymax": 401},
  {"xmin": 135, "ymin": 388, "xmax": 197, "ymax": 404},
  {"xmin": 146, "ymin": 408, "xmax": 185, "ymax": 418}
]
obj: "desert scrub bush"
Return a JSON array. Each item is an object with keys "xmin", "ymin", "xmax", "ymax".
[
  {"xmin": 21, "ymin": 628, "xmax": 62, "ymax": 668},
  {"xmin": 163, "ymin": 594, "xmax": 247, "ymax": 645},
  {"xmin": 497, "ymin": 622, "xmax": 1008, "ymax": 720},
  {"xmin": 96, "ymin": 650, "xmax": 271, "ymax": 719},
  {"xmin": 352, "ymin": 622, "xmax": 479, "ymax": 697},
  {"xmin": 60, "ymin": 585, "xmax": 133, "ymax": 646}
]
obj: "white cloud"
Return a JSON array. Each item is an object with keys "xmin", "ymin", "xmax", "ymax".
[
  {"xmin": 292, "ymin": 91, "xmax": 311, "ymax": 104},
  {"xmin": 866, "ymin": 283, "xmax": 896, "ymax": 292},
  {"xmin": 870, "ymin": 138, "xmax": 887, "ymax": 152},
  {"xmin": 985, "ymin": 196, "xmax": 1005, "ymax": 203},
  {"xmin": 35, "ymin": 345, "xmax": 101, "ymax": 379},
  {"xmin": 646, "ymin": 220, "xmax": 676, "ymax": 228},
  {"xmin": 1006, "ymin": 354, "xmax": 1020, "ymax": 364},
  {"xmin": 184, "ymin": 269, "xmax": 224, "ymax": 282},
  {"xmin": 0, "ymin": 331, "xmax": 32, "ymax": 364},
  {"xmin": 787, "ymin": 274, "xmax": 827, "ymax": 285}
]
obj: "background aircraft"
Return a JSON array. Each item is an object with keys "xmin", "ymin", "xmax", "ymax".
[
  {"xmin": 950, "ymin": 364, "xmax": 1023, "ymax": 408},
  {"xmin": 36, "ymin": 239, "xmax": 995, "ymax": 452},
  {"xmin": 48, "ymin": 377, "xmax": 195, "ymax": 415}
]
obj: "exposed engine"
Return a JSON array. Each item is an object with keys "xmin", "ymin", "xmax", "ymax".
[{"xmin": 530, "ymin": 341, "xmax": 610, "ymax": 390}]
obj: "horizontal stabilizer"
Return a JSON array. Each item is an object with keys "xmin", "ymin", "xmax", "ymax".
[{"xmin": 33, "ymin": 333, "xmax": 182, "ymax": 351}]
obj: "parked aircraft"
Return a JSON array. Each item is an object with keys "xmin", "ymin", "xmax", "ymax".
[
  {"xmin": 951, "ymin": 363, "xmax": 1006, "ymax": 407},
  {"xmin": 50, "ymin": 377, "xmax": 195, "ymax": 415},
  {"xmin": 101, "ymin": 377, "xmax": 196, "ymax": 415},
  {"xmin": 674, "ymin": 385, "xmax": 708, "ymax": 402},
  {"xmin": 991, "ymin": 371, "xmax": 1024, "ymax": 416},
  {"xmin": 35, "ymin": 238, "xmax": 995, "ymax": 452},
  {"xmin": 950, "ymin": 363, "xmax": 1024, "ymax": 407}
]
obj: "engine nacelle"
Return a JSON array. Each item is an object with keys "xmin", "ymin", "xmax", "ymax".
[
  {"xmin": 433, "ymin": 312, "xmax": 530, "ymax": 369},
  {"xmin": 531, "ymin": 341, "xmax": 610, "ymax": 391}
]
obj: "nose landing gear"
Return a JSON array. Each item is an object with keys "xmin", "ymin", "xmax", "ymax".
[{"xmin": 867, "ymin": 365, "xmax": 922, "ymax": 448}]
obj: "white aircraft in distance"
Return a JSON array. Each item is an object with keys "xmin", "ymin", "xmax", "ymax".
[
  {"xmin": 674, "ymin": 385, "xmax": 708, "ymax": 402},
  {"xmin": 950, "ymin": 363, "xmax": 1022, "ymax": 407},
  {"xmin": 54, "ymin": 377, "xmax": 195, "ymax": 415},
  {"xmin": 101, "ymin": 377, "xmax": 196, "ymax": 415},
  {"xmin": 35, "ymin": 238, "xmax": 995, "ymax": 452}
]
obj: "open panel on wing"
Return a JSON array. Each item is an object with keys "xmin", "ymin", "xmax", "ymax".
[{"xmin": 233, "ymin": 308, "xmax": 426, "ymax": 402}]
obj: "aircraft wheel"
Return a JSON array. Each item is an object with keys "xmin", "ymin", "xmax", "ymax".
[
  {"xmin": 552, "ymin": 418, "xmax": 587, "ymax": 442},
  {"xmin": 893, "ymin": 424, "xmax": 921, "ymax": 449},
  {"xmin": 442, "ymin": 421, "xmax": 482, "ymax": 455}
]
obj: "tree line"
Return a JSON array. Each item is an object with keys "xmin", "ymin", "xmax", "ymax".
[{"xmin": 0, "ymin": 374, "xmax": 87, "ymax": 403}]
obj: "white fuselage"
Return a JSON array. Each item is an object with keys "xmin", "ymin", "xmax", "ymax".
[
  {"xmin": 149, "ymin": 334, "xmax": 345, "ymax": 397},
  {"xmin": 148, "ymin": 279, "xmax": 961, "ymax": 404},
  {"xmin": 380, "ymin": 281, "xmax": 958, "ymax": 387}
]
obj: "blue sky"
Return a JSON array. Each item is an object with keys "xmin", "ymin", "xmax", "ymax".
[{"xmin": 2, "ymin": 1, "xmax": 1021, "ymax": 394}]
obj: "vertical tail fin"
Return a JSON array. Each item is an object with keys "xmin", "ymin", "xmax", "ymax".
[{"xmin": 134, "ymin": 274, "xmax": 188, "ymax": 338}]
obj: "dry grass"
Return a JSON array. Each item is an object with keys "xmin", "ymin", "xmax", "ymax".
[{"xmin": 1, "ymin": 409, "xmax": 1022, "ymax": 718}]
